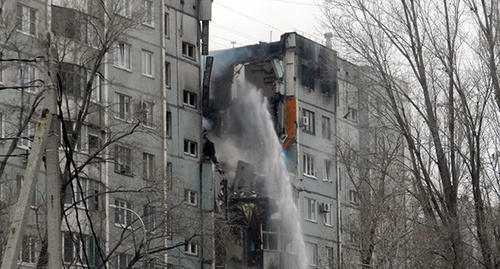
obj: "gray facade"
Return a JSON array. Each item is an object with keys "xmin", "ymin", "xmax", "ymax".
[{"xmin": 0, "ymin": 0, "xmax": 213, "ymax": 268}]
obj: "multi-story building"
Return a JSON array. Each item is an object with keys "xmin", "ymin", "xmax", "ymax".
[
  {"xmin": 0, "ymin": 1, "xmax": 213, "ymax": 268},
  {"xmin": 208, "ymin": 32, "xmax": 407, "ymax": 269}
]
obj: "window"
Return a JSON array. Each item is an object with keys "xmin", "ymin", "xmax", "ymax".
[
  {"xmin": 262, "ymin": 219, "xmax": 281, "ymax": 250},
  {"xmin": 185, "ymin": 190, "xmax": 198, "ymax": 206},
  {"xmin": 63, "ymin": 232, "xmax": 98, "ymax": 264},
  {"xmin": 166, "ymin": 111, "xmax": 172, "ymax": 138},
  {"xmin": 143, "ymin": 205, "xmax": 156, "ymax": 231},
  {"xmin": 116, "ymin": 0, "xmax": 131, "ymax": 17},
  {"xmin": 19, "ymin": 122, "xmax": 36, "ymax": 149},
  {"xmin": 138, "ymin": 101, "xmax": 154, "ymax": 126},
  {"xmin": 90, "ymin": 72, "xmax": 103, "ymax": 102},
  {"xmin": 114, "ymin": 92, "xmax": 131, "ymax": 120},
  {"xmin": 184, "ymin": 140, "xmax": 198, "ymax": 157},
  {"xmin": 142, "ymin": 50, "xmax": 153, "ymax": 76},
  {"xmin": 304, "ymin": 197, "xmax": 317, "ymax": 221},
  {"xmin": 142, "ymin": 0, "xmax": 153, "ymax": 26},
  {"xmin": 182, "ymin": 42, "xmax": 195, "ymax": 59},
  {"xmin": 349, "ymin": 190, "xmax": 358, "ymax": 204},
  {"xmin": 184, "ymin": 241, "xmax": 198, "ymax": 256},
  {"xmin": 114, "ymin": 199, "xmax": 132, "ymax": 226},
  {"xmin": 143, "ymin": 153, "xmax": 155, "ymax": 180},
  {"xmin": 323, "ymin": 160, "xmax": 331, "ymax": 182},
  {"xmin": 301, "ymin": 64, "xmax": 315, "ymax": 90},
  {"xmin": 326, "ymin": 247, "xmax": 334, "ymax": 269},
  {"xmin": 306, "ymin": 242, "xmax": 318, "ymax": 268},
  {"xmin": 303, "ymin": 153, "xmax": 316, "ymax": 177},
  {"xmin": 347, "ymin": 107, "xmax": 358, "ymax": 122},
  {"xmin": 20, "ymin": 236, "xmax": 36, "ymax": 264},
  {"xmin": 183, "ymin": 90, "xmax": 197, "ymax": 108},
  {"xmin": 323, "ymin": 203, "xmax": 333, "ymax": 226},
  {"xmin": 165, "ymin": 61, "xmax": 171, "ymax": 87},
  {"xmin": 117, "ymin": 253, "xmax": 132, "ymax": 269},
  {"xmin": 17, "ymin": 4, "xmax": 36, "ymax": 35},
  {"xmin": 166, "ymin": 162, "xmax": 172, "ymax": 190},
  {"xmin": 302, "ymin": 109, "xmax": 315, "ymax": 134},
  {"xmin": 17, "ymin": 65, "xmax": 36, "ymax": 90},
  {"xmin": 64, "ymin": 178, "xmax": 103, "ymax": 211},
  {"xmin": 114, "ymin": 145, "xmax": 132, "ymax": 174},
  {"xmin": 88, "ymin": 134, "xmax": 101, "ymax": 155},
  {"xmin": 321, "ymin": 116, "xmax": 330, "ymax": 139},
  {"xmin": 0, "ymin": 53, "xmax": 3, "ymax": 83},
  {"xmin": 0, "ymin": 113, "xmax": 3, "ymax": 139},
  {"xmin": 114, "ymin": 42, "xmax": 130, "ymax": 69},
  {"xmin": 164, "ymin": 13, "xmax": 170, "ymax": 38}
]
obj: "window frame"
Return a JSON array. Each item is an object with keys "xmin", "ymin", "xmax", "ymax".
[
  {"xmin": 114, "ymin": 42, "xmax": 131, "ymax": 70},
  {"xmin": 304, "ymin": 197, "xmax": 317, "ymax": 222},
  {"xmin": 302, "ymin": 109, "xmax": 315, "ymax": 134},
  {"xmin": 184, "ymin": 241, "xmax": 198, "ymax": 256},
  {"xmin": 183, "ymin": 90, "xmax": 197, "ymax": 108},
  {"xmin": 114, "ymin": 144, "xmax": 132, "ymax": 175},
  {"xmin": 303, "ymin": 153, "xmax": 317, "ymax": 178},
  {"xmin": 164, "ymin": 12, "xmax": 170, "ymax": 38},
  {"xmin": 305, "ymin": 242, "xmax": 318, "ymax": 268},
  {"xmin": 185, "ymin": 190, "xmax": 198, "ymax": 206},
  {"xmin": 116, "ymin": 0, "xmax": 131, "ymax": 18},
  {"xmin": 20, "ymin": 236, "xmax": 37, "ymax": 264},
  {"xmin": 182, "ymin": 42, "xmax": 195, "ymax": 60},
  {"xmin": 166, "ymin": 111, "xmax": 172, "ymax": 138},
  {"xmin": 114, "ymin": 199, "xmax": 132, "ymax": 227},
  {"xmin": 114, "ymin": 92, "xmax": 132, "ymax": 121},
  {"xmin": 142, "ymin": 152, "xmax": 155, "ymax": 180},
  {"xmin": 142, "ymin": 0, "xmax": 154, "ymax": 27},
  {"xmin": 17, "ymin": 4, "xmax": 36, "ymax": 36},
  {"xmin": 138, "ymin": 101, "xmax": 154, "ymax": 127},
  {"xmin": 321, "ymin": 115, "xmax": 331, "ymax": 140},
  {"xmin": 141, "ymin": 50, "xmax": 153, "ymax": 77},
  {"xmin": 165, "ymin": 61, "xmax": 171, "ymax": 88},
  {"xmin": 183, "ymin": 139, "xmax": 198, "ymax": 157}
]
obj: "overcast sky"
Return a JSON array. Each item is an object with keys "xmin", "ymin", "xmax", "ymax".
[{"xmin": 209, "ymin": 0, "xmax": 325, "ymax": 51}]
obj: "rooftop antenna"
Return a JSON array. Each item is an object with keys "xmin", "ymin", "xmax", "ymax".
[
  {"xmin": 231, "ymin": 41, "xmax": 236, "ymax": 48},
  {"xmin": 270, "ymin": 31, "xmax": 272, "ymax": 42}
]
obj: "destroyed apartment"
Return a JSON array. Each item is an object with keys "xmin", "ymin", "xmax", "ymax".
[{"xmin": 0, "ymin": 1, "xmax": 406, "ymax": 269}]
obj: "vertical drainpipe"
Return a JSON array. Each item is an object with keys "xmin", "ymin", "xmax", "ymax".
[
  {"xmin": 335, "ymin": 76, "xmax": 342, "ymax": 269},
  {"xmin": 160, "ymin": 1, "xmax": 168, "ymax": 267}
]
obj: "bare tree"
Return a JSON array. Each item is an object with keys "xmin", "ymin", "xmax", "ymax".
[{"xmin": 321, "ymin": 0, "xmax": 500, "ymax": 268}]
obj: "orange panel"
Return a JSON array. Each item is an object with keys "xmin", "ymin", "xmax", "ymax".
[{"xmin": 285, "ymin": 97, "xmax": 296, "ymax": 139}]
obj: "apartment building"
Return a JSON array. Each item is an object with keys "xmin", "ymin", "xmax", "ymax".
[{"xmin": 0, "ymin": 0, "xmax": 213, "ymax": 268}]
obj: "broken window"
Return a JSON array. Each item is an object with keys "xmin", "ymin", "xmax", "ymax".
[{"xmin": 301, "ymin": 64, "xmax": 315, "ymax": 90}]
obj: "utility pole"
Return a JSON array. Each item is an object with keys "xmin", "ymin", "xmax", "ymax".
[
  {"xmin": 44, "ymin": 1, "xmax": 62, "ymax": 267},
  {"xmin": 0, "ymin": 110, "xmax": 53, "ymax": 269}
]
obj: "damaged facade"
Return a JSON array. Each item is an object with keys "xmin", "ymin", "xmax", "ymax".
[{"xmin": 207, "ymin": 33, "xmax": 406, "ymax": 269}]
